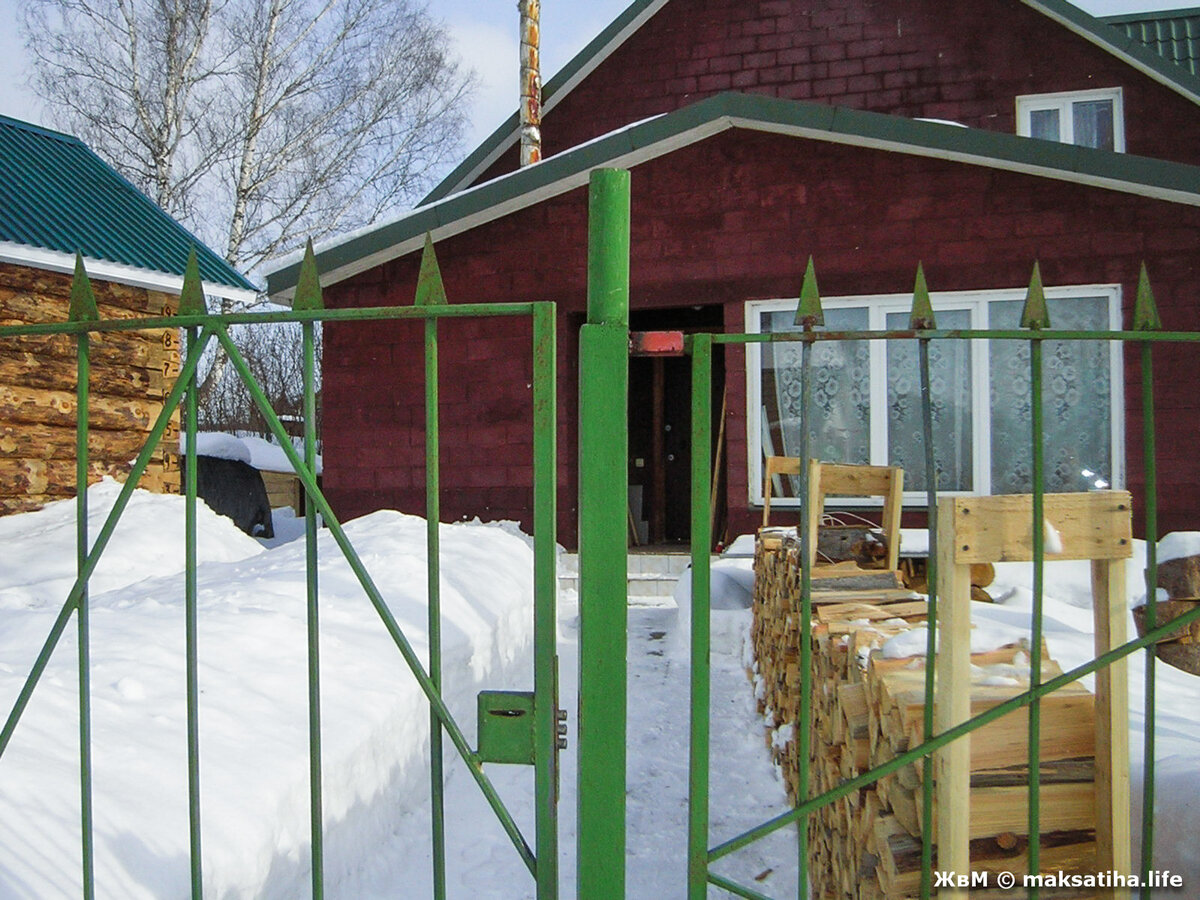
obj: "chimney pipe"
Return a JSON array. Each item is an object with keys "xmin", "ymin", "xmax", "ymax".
[{"xmin": 519, "ymin": 0, "xmax": 542, "ymax": 166}]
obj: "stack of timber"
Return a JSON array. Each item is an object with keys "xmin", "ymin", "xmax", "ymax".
[
  {"xmin": 751, "ymin": 532, "xmax": 1099, "ymax": 899},
  {"xmin": 0, "ymin": 263, "xmax": 180, "ymax": 514}
]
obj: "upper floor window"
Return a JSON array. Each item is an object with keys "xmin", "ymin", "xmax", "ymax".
[{"xmin": 1016, "ymin": 88, "xmax": 1125, "ymax": 152}]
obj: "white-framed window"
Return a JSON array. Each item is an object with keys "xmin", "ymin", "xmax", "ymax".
[
  {"xmin": 745, "ymin": 285, "xmax": 1124, "ymax": 507},
  {"xmin": 1016, "ymin": 88, "xmax": 1125, "ymax": 152}
]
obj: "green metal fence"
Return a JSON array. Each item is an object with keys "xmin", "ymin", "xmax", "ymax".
[
  {"xmin": 0, "ymin": 244, "xmax": 561, "ymax": 900},
  {"xmin": 570, "ymin": 168, "xmax": 1200, "ymax": 898},
  {"xmin": 678, "ymin": 278, "xmax": 1200, "ymax": 899}
]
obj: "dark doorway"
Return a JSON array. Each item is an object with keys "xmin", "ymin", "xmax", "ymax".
[{"xmin": 628, "ymin": 306, "xmax": 725, "ymax": 546}]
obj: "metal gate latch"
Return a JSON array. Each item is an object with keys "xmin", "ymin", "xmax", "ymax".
[{"xmin": 477, "ymin": 690, "xmax": 536, "ymax": 765}]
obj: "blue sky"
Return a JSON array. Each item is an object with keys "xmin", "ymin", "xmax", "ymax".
[{"xmin": 0, "ymin": 0, "xmax": 1192, "ymax": 163}]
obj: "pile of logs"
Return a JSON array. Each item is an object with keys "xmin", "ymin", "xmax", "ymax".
[
  {"xmin": 0, "ymin": 263, "xmax": 180, "ymax": 514},
  {"xmin": 751, "ymin": 532, "xmax": 1099, "ymax": 899}
]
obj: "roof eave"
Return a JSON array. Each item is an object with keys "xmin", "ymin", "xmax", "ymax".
[
  {"xmin": 0, "ymin": 241, "xmax": 260, "ymax": 305},
  {"xmin": 1023, "ymin": 0, "xmax": 1200, "ymax": 107},
  {"xmin": 265, "ymin": 94, "xmax": 1200, "ymax": 302}
]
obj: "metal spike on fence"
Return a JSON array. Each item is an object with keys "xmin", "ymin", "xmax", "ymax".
[
  {"xmin": 292, "ymin": 239, "xmax": 325, "ymax": 311},
  {"xmin": 794, "ymin": 256, "xmax": 824, "ymax": 328},
  {"xmin": 68, "ymin": 253, "xmax": 99, "ymax": 322},
  {"xmin": 178, "ymin": 248, "xmax": 208, "ymax": 316},
  {"xmin": 1020, "ymin": 261, "xmax": 1050, "ymax": 329},
  {"xmin": 909, "ymin": 262, "xmax": 936, "ymax": 330},
  {"xmin": 414, "ymin": 233, "xmax": 448, "ymax": 307},
  {"xmin": 1133, "ymin": 262, "xmax": 1163, "ymax": 331}
]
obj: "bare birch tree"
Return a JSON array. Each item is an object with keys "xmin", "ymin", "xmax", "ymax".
[{"xmin": 22, "ymin": 0, "xmax": 473, "ymax": 272}]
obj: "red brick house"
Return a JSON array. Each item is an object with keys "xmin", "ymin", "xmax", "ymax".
[{"xmin": 266, "ymin": 0, "xmax": 1200, "ymax": 545}]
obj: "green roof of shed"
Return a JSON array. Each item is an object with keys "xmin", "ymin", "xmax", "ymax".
[
  {"xmin": 0, "ymin": 115, "xmax": 256, "ymax": 299},
  {"xmin": 1104, "ymin": 7, "xmax": 1200, "ymax": 78}
]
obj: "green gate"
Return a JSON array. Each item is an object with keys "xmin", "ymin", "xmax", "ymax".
[
  {"xmin": 573, "ymin": 168, "xmax": 1200, "ymax": 899},
  {"xmin": 0, "ymin": 245, "xmax": 561, "ymax": 899}
]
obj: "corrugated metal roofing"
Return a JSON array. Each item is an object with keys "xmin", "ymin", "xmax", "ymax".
[
  {"xmin": 0, "ymin": 115, "xmax": 255, "ymax": 293},
  {"xmin": 1105, "ymin": 8, "xmax": 1200, "ymax": 77}
]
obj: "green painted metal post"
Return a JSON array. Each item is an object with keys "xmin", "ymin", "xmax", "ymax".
[
  {"xmin": 69, "ymin": 256, "xmax": 97, "ymax": 900},
  {"xmin": 687, "ymin": 334, "xmax": 713, "ymax": 900},
  {"xmin": 1134, "ymin": 264, "xmax": 1161, "ymax": 897},
  {"xmin": 532, "ymin": 301, "xmax": 560, "ymax": 899},
  {"xmin": 413, "ymin": 234, "xmax": 448, "ymax": 899},
  {"xmin": 1022, "ymin": 265, "xmax": 1050, "ymax": 893},
  {"xmin": 577, "ymin": 167, "xmax": 630, "ymax": 900},
  {"xmin": 910, "ymin": 264, "xmax": 938, "ymax": 900},
  {"xmin": 293, "ymin": 242, "xmax": 326, "ymax": 899},
  {"xmin": 178, "ymin": 251, "xmax": 208, "ymax": 900}
]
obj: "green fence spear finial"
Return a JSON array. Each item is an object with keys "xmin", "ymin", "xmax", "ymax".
[
  {"xmin": 414, "ymin": 233, "xmax": 448, "ymax": 307},
  {"xmin": 1020, "ymin": 260, "xmax": 1050, "ymax": 329},
  {"xmin": 794, "ymin": 256, "xmax": 824, "ymax": 328},
  {"xmin": 178, "ymin": 247, "xmax": 207, "ymax": 316},
  {"xmin": 1133, "ymin": 262, "xmax": 1163, "ymax": 331},
  {"xmin": 68, "ymin": 252, "xmax": 99, "ymax": 322},
  {"xmin": 909, "ymin": 262, "xmax": 936, "ymax": 330},
  {"xmin": 292, "ymin": 239, "xmax": 325, "ymax": 311}
]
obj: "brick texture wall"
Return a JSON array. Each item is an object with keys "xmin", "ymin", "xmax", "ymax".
[
  {"xmin": 471, "ymin": 0, "xmax": 1200, "ymax": 187},
  {"xmin": 326, "ymin": 129, "xmax": 1200, "ymax": 542}
]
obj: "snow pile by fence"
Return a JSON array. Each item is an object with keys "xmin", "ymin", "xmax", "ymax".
[{"xmin": 0, "ymin": 482, "xmax": 534, "ymax": 898}]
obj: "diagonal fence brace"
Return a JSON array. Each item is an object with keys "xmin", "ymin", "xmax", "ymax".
[
  {"xmin": 211, "ymin": 324, "xmax": 539, "ymax": 875},
  {"xmin": 0, "ymin": 327, "xmax": 216, "ymax": 758}
]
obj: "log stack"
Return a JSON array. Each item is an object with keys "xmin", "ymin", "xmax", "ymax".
[
  {"xmin": 0, "ymin": 263, "xmax": 180, "ymax": 514},
  {"xmin": 751, "ymin": 532, "xmax": 1099, "ymax": 899}
]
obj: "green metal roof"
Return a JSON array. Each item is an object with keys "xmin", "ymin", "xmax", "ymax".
[
  {"xmin": 1104, "ymin": 7, "xmax": 1200, "ymax": 77},
  {"xmin": 0, "ymin": 115, "xmax": 256, "ymax": 297},
  {"xmin": 265, "ymin": 91, "xmax": 1200, "ymax": 299},
  {"xmin": 422, "ymin": 0, "xmax": 1200, "ymax": 206}
]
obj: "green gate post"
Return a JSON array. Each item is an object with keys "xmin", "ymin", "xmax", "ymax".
[{"xmin": 577, "ymin": 167, "xmax": 630, "ymax": 899}]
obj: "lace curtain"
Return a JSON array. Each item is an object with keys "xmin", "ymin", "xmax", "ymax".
[
  {"xmin": 766, "ymin": 309, "xmax": 870, "ymax": 479},
  {"xmin": 885, "ymin": 309, "xmax": 972, "ymax": 491},
  {"xmin": 758, "ymin": 296, "xmax": 1113, "ymax": 496},
  {"xmin": 989, "ymin": 298, "xmax": 1112, "ymax": 494}
]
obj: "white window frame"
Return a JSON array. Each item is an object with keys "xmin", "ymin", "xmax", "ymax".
[
  {"xmin": 1016, "ymin": 87, "xmax": 1125, "ymax": 152},
  {"xmin": 745, "ymin": 284, "xmax": 1125, "ymax": 507}
]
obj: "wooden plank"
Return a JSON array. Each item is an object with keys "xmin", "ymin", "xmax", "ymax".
[
  {"xmin": 1091, "ymin": 557, "xmax": 1132, "ymax": 896},
  {"xmin": 918, "ymin": 781, "xmax": 1096, "ymax": 840},
  {"xmin": 946, "ymin": 492, "xmax": 1133, "ymax": 564},
  {"xmin": 0, "ymin": 350, "xmax": 158, "ymax": 398},
  {"xmin": 935, "ymin": 494, "xmax": 973, "ymax": 899},
  {"xmin": 0, "ymin": 383, "xmax": 159, "ymax": 430},
  {"xmin": 0, "ymin": 422, "xmax": 152, "ymax": 460}
]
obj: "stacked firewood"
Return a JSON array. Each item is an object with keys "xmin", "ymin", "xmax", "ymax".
[{"xmin": 751, "ymin": 533, "xmax": 1099, "ymax": 899}]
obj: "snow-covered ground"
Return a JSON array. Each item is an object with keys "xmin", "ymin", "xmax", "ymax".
[{"xmin": 0, "ymin": 485, "xmax": 1198, "ymax": 897}]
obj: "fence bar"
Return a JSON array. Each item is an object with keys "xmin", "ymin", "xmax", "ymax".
[
  {"xmin": 577, "ymin": 167, "xmax": 630, "ymax": 900},
  {"xmin": 707, "ymin": 603, "xmax": 1200, "ymax": 862},
  {"xmin": 424, "ymin": 314, "xmax": 446, "ymax": 900},
  {"xmin": 0, "ymin": 328, "xmax": 214, "ymax": 760},
  {"xmin": 1027, "ymin": 337, "xmax": 1045, "ymax": 891},
  {"xmin": 301, "ymin": 317, "xmax": 325, "ymax": 898},
  {"xmin": 1139, "ymin": 342, "xmax": 1159, "ymax": 896},
  {"xmin": 917, "ymin": 337, "xmax": 938, "ymax": 900},
  {"xmin": 74, "ymin": 326, "xmax": 95, "ymax": 900},
  {"xmin": 707, "ymin": 871, "xmax": 774, "ymax": 900},
  {"xmin": 531, "ymin": 302, "xmax": 559, "ymax": 899},
  {"xmin": 212, "ymin": 326, "xmax": 539, "ymax": 874},
  {"xmin": 687, "ymin": 334, "xmax": 713, "ymax": 900},
  {"xmin": 795, "ymin": 336, "xmax": 815, "ymax": 897},
  {"xmin": 184, "ymin": 325, "xmax": 204, "ymax": 898}
]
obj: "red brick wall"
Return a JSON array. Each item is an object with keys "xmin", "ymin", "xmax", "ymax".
[
  {"xmin": 473, "ymin": 0, "xmax": 1200, "ymax": 187},
  {"xmin": 326, "ymin": 129, "xmax": 1200, "ymax": 544}
]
